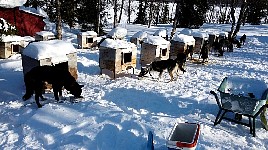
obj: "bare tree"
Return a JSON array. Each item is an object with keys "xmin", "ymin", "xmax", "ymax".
[
  {"xmin": 56, "ymin": 0, "xmax": 62, "ymax": 39},
  {"xmin": 170, "ymin": 2, "xmax": 180, "ymax": 39},
  {"xmin": 118, "ymin": 0, "xmax": 124, "ymax": 23},
  {"xmin": 229, "ymin": 0, "xmax": 247, "ymax": 39},
  {"xmin": 113, "ymin": 0, "xmax": 118, "ymax": 28}
]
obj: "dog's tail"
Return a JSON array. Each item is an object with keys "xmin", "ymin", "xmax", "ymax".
[{"xmin": 22, "ymin": 73, "xmax": 34, "ymax": 101}]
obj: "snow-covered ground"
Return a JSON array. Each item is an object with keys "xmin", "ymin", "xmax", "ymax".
[{"xmin": 0, "ymin": 23, "xmax": 268, "ymax": 150}]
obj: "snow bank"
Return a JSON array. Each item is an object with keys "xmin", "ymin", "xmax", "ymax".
[
  {"xmin": 19, "ymin": 6, "xmax": 48, "ymax": 18},
  {"xmin": 22, "ymin": 40, "xmax": 76, "ymax": 64},
  {"xmin": 0, "ymin": 0, "xmax": 27, "ymax": 8}
]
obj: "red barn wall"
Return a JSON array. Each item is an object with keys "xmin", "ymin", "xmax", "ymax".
[{"xmin": 0, "ymin": 7, "xmax": 45, "ymax": 37}]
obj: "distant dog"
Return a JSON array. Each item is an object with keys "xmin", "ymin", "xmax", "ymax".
[
  {"xmin": 240, "ymin": 34, "xmax": 246, "ymax": 45},
  {"xmin": 22, "ymin": 66, "xmax": 83, "ymax": 108},
  {"xmin": 138, "ymin": 58, "xmax": 186, "ymax": 82}
]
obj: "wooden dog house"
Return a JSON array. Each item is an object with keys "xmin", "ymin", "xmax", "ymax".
[
  {"xmin": 130, "ymin": 31, "xmax": 147, "ymax": 45},
  {"xmin": 77, "ymin": 31, "xmax": 98, "ymax": 49},
  {"xmin": 107, "ymin": 27, "xmax": 127, "ymax": 40},
  {"xmin": 35, "ymin": 31, "xmax": 55, "ymax": 41},
  {"xmin": 140, "ymin": 35, "xmax": 170, "ymax": 66},
  {"xmin": 192, "ymin": 32, "xmax": 208, "ymax": 54},
  {"xmin": 21, "ymin": 40, "xmax": 78, "ymax": 80},
  {"xmin": 208, "ymin": 32, "xmax": 219, "ymax": 49},
  {"xmin": 0, "ymin": 35, "xmax": 31, "ymax": 58},
  {"xmin": 170, "ymin": 34, "xmax": 195, "ymax": 59},
  {"xmin": 99, "ymin": 38, "xmax": 137, "ymax": 78}
]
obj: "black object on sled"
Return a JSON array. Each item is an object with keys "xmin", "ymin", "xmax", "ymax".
[{"xmin": 210, "ymin": 76, "xmax": 268, "ymax": 137}]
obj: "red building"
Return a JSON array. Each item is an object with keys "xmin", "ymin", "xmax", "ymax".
[{"xmin": 0, "ymin": 7, "xmax": 46, "ymax": 37}]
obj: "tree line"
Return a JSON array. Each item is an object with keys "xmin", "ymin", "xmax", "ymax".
[{"xmin": 24, "ymin": 0, "xmax": 268, "ymax": 39}]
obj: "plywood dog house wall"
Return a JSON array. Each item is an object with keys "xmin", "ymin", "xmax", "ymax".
[
  {"xmin": 170, "ymin": 34, "xmax": 195, "ymax": 59},
  {"xmin": 208, "ymin": 32, "xmax": 219, "ymax": 49},
  {"xmin": 35, "ymin": 31, "xmax": 55, "ymax": 41},
  {"xmin": 21, "ymin": 40, "xmax": 78, "ymax": 80},
  {"xmin": 192, "ymin": 32, "xmax": 208, "ymax": 54},
  {"xmin": 0, "ymin": 35, "xmax": 30, "ymax": 59},
  {"xmin": 77, "ymin": 31, "xmax": 98, "ymax": 49},
  {"xmin": 140, "ymin": 35, "xmax": 170, "ymax": 66},
  {"xmin": 99, "ymin": 38, "xmax": 137, "ymax": 78}
]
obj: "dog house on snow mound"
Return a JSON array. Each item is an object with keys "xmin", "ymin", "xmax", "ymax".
[
  {"xmin": 140, "ymin": 35, "xmax": 170, "ymax": 66},
  {"xmin": 99, "ymin": 38, "xmax": 137, "ymax": 78},
  {"xmin": 21, "ymin": 40, "xmax": 78, "ymax": 80},
  {"xmin": 77, "ymin": 31, "xmax": 98, "ymax": 49}
]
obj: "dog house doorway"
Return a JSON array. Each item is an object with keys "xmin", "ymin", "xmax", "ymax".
[
  {"xmin": 12, "ymin": 44, "xmax": 20, "ymax": 53},
  {"xmin": 87, "ymin": 37, "xmax": 94, "ymax": 44},
  {"xmin": 122, "ymin": 52, "xmax": 132, "ymax": 64},
  {"xmin": 161, "ymin": 48, "xmax": 167, "ymax": 57}
]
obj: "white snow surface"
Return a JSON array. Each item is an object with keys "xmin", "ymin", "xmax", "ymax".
[
  {"xmin": 107, "ymin": 27, "xmax": 127, "ymax": 39},
  {"xmin": 0, "ymin": 23, "xmax": 268, "ymax": 150},
  {"xmin": 0, "ymin": 0, "xmax": 26, "ymax": 8}
]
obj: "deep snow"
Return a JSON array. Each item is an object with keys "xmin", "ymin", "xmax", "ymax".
[{"xmin": 0, "ymin": 23, "xmax": 268, "ymax": 150}]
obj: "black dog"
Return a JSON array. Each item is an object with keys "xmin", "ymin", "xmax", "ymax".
[
  {"xmin": 22, "ymin": 66, "xmax": 83, "ymax": 108},
  {"xmin": 240, "ymin": 34, "xmax": 246, "ymax": 45},
  {"xmin": 138, "ymin": 58, "xmax": 186, "ymax": 82}
]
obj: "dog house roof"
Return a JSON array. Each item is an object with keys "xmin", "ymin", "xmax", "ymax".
[
  {"xmin": 192, "ymin": 31, "xmax": 208, "ymax": 39},
  {"xmin": 172, "ymin": 34, "xmax": 195, "ymax": 45},
  {"xmin": 35, "ymin": 31, "xmax": 55, "ymax": 36},
  {"xmin": 100, "ymin": 38, "xmax": 135, "ymax": 52},
  {"xmin": 107, "ymin": 27, "xmax": 127, "ymax": 39},
  {"xmin": 143, "ymin": 35, "xmax": 170, "ymax": 48},
  {"xmin": 79, "ymin": 31, "xmax": 97, "ymax": 36},
  {"xmin": 153, "ymin": 29, "xmax": 166, "ymax": 38},
  {"xmin": 180, "ymin": 28, "xmax": 193, "ymax": 36},
  {"xmin": 132, "ymin": 31, "xmax": 147, "ymax": 39},
  {"xmin": 22, "ymin": 40, "xmax": 76, "ymax": 64}
]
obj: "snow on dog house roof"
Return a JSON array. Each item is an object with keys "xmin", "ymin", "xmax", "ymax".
[
  {"xmin": 107, "ymin": 27, "xmax": 127, "ymax": 39},
  {"xmin": 35, "ymin": 31, "xmax": 55, "ymax": 36},
  {"xmin": 143, "ymin": 35, "xmax": 170, "ymax": 48},
  {"xmin": 132, "ymin": 31, "xmax": 147, "ymax": 39},
  {"xmin": 192, "ymin": 31, "xmax": 208, "ymax": 39},
  {"xmin": 172, "ymin": 34, "xmax": 195, "ymax": 45},
  {"xmin": 153, "ymin": 29, "xmax": 166, "ymax": 38},
  {"xmin": 180, "ymin": 28, "xmax": 193, "ymax": 35},
  {"xmin": 79, "ymin": 31, "xmax": 98, "ymax": 36},
  {"xmin": 22, "ymin": 40, "xmax": 76, "ymax": 64},
  {"xmin": 100, "ymin": 38, "xmax": 135, "ymax": 52}
]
